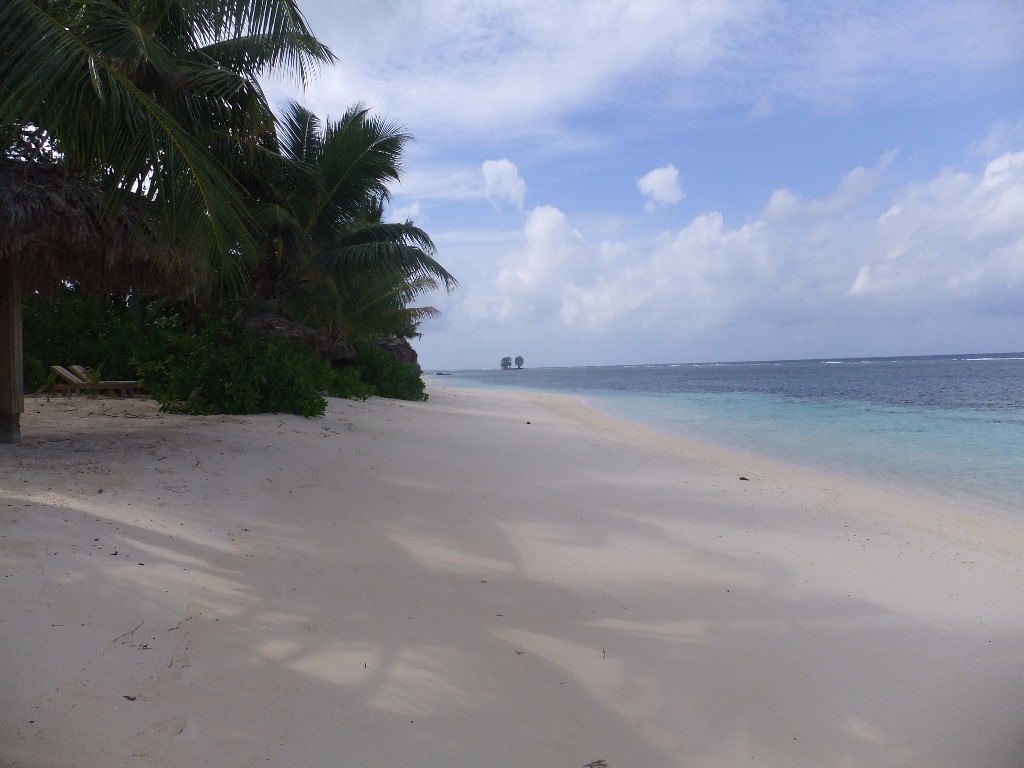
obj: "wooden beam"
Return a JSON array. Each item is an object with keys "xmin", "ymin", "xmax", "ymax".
[{"xmin": 0, "ymin": 259, "xmax": 23, "ymax": 443}]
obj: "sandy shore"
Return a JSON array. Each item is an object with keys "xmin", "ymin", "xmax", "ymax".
[{"xmin": 1, "ymin": 385, "xmax": 1023, "ymax": 767}]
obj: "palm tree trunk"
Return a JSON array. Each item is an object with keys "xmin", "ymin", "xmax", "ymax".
[{"xmin": 0, "ymin": 259, "xmax": 23, "ymax": 443}]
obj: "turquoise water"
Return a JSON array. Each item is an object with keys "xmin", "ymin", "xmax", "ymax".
[{"xmin": 439, "ymin": 355, "xmax": 1024, "ymax": 515}]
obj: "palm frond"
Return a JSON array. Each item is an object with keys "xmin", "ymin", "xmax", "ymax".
[
  {"xmin": 328, "ymin": 269, "xmax": 442, "ymax": 341},
  {"xmin": 196, "ymin": 32, "xmax": 333, "ymax": 84},
  {"xmin": 321, "ymin": 221, "xmax": 456, "ymax": 289},
  {"xmin": 279, "ymin": 101, "xmax": 324, "ymax": 165},
  {"xmin": 318, "ymin": 241, "xmax": 456, "ymax": 290},
  {"xmin": 180, "ymin": 0, "xmax": 335, "ymax": 84},
  {"xmin": 337, "ymin": 220, "xmax": 438, "ymax": 255},
  {"xmin": 312, "ymin": 104, "xmax": 411, "ymax": 229}
]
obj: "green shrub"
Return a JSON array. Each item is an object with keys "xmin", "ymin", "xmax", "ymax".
[
  {"xmin": 138, "ymin": 320, "xmax": 331, "ymax": 417},
  {"xmin": 326, "ymin": 366, "xmax": 375, "ymax": 400},
  {"xmin": 22, "ymin": 289, "xmax": 426, "ymax": 413},
  {"xmin": 350, "ymin": 343, "xmax": 428, "ymax": 401},
  {"xmin": 22, "ymin": 290, "xmax": 180, "ymax": 389},
  {"xmin": 25, "ymin": 356, "xmax": 59, "ymax": 394}
]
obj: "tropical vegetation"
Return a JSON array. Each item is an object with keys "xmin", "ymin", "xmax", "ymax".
[
  {"xmin": 1, "ymin": 0, "xmax": 453, "ymax": 438},
  {"xmin": 239, "ymin": 101, "xmax": 454, "ymax": 337}
]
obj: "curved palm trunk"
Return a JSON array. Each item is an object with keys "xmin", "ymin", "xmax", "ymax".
[{"xmin": 0, "ymin": 259, "xmax": 23, "ymax": 442}]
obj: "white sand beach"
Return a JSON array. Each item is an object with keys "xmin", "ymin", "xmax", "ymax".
[{"xmin": 1, "ymin": 385, "xmax": 1023, "ymax": 767}]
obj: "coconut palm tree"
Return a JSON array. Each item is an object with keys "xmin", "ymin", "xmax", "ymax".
[
  {"xmin": 243, "ymin": 101, "xmax": 455, "ymax": 332},
  {"xmin": 325, "ymin": 272, "xmax": 441, "ymax": 343},
  {"xmin": 0, "ymin": 0, "xmax": 333, "ymax": 441}
]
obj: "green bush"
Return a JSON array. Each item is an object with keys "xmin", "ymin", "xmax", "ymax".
[
  {"xmin": 22, "ymin": 290, "xmax": 180, "ymax": 390},
  {"xmin": 22, "ymin": 289, "xmax": 427, "ymax": 413},
  {"xmin": 326, "ymin": 366, "xmax": 375, "ymax": 400},
  {"xmin": 138, "ymin": 320, "xmax": 332, "ymax": 417},
  {"xmin": 350, "ymin": 343, "xmax": 428, "ymax": 401}
]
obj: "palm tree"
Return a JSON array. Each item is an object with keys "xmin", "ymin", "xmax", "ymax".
[
  {"xmin": 290, "ymin": 271, "xmax": 442, "ymax": 344},
  {"xmin": 243, "ymin": 102, "xmax": 455, "ymax": 333},
  {"xmin": 0, "ymin": 0, "xmax": 333, "ymax": 441}
]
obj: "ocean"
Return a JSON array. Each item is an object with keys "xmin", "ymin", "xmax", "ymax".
[{"xmin": 438, "ymin": 354, "xmax": 1024, "ymax": 516}]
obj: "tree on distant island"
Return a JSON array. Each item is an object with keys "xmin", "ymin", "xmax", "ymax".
[
  {"xmin": 500, "ymin": 357, "xmax": 512, "ymax": 370},
  {"xmin": 514, "ymin": 356, "xmax": 524, "ymax": 369}
]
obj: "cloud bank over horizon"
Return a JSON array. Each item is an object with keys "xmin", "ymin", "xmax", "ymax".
[{"xmin": 425, "ymin": 134, "xmax": 1024, "ymax": 366}]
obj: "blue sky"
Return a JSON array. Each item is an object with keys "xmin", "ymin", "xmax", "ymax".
[{"xmin": 268, "ymin": 0, "xmax": 1024, "ymax": 368}]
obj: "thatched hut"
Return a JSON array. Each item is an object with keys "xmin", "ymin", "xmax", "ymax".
[{"xmin": 0, "ymin": 159, "xmax": 184, "ymax": 442}]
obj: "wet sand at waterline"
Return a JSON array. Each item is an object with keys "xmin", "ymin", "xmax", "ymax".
[{"xmin": 1, "ymin": 386, "xmax": 1022, "ymax": 766}]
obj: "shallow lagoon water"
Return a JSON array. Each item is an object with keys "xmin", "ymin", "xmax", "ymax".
[{"xmin": 441, "ymin": 354, "xmax": 1024, "ymax": 516}]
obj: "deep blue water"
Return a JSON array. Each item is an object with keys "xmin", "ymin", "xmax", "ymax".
[{"xmin": 437, "ymin": 354, "xmax": 1024, "ymax": 515}]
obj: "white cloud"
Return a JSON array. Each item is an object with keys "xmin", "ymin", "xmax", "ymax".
[
  {"xmin": 482, "ymin": 205, "xmax": 594, "ymax": 323},
  {"xmin": 637, "ymin": 164, "xmax": 685, "ymax": 211},
  {"xmin": 764, "ymin": 150, "xmax": 897, "ymax": 220},
  {"xmin": 482, "ymin": 159, "xmax": 527, "ymax": 210},
  {"xmin": 286, "ymin": 0, "xmax": 751, "ymax": 137},
  {"xmin": 847, "ymin": 150, "xmax": 1024, "ymax": 300},
  {"xmin": 974, "ymin": 116, "xmax": 1024, "ymax": 157},
  {"xmin": 764, "ymin": 188, "xmax": 801, "ymax": 219},
  {"xmin": 392, "ymin": 164, "xmax": 484, "ymax": 202},
  {"xmin": 747, "ymin": 94, "xmax": 775, "ymax": 118},
  {"xmin": 466, "ymin": 146, "xmax": 1024, "ymax": 340},
  {"xmin": 278, "ymin": 0, "xmax": 1024, "ymax": 141},
  {"xmin": 725, "ymin": 3, "xmax": 1024, "ymax": 112},
  {"xmin": 389, "ymin": 201, "xmax": 423, "ymax": 224}
]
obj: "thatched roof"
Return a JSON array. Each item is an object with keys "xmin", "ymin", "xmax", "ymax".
[{"xmin": 0, "ymin": 159, "xmax": 189, "ymax": 296}]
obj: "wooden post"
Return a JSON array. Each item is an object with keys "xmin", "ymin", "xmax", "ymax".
[{"xmin": 0, "ymin": 259, "xmax": 23, "ymax": 443}]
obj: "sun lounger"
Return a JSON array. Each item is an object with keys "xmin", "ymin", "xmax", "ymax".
[
  {"xmin": 50, "ymin": 365, "xmax": 140, "ymax": 395},
  {"xmin": 50, "ymin": 366, "xmax": 86, "ymax": 387}
]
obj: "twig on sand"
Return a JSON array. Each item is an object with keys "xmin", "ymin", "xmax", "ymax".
[
  {"xmin": 112, "ymin": 621, "xmax": 144, "ymax": 644},
  {"xmin": 583, "ymin": 761, "xmax": 608, "ymax": 768}
]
